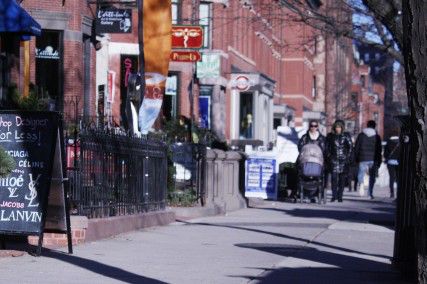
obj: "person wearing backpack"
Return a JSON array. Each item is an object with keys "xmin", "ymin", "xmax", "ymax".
[
  {"xmin": 326, "ymin": 120, "xmax": 353, "ymax": 202},
  {"xmin": 384, "ymin": 133, "xmax": 400, "ymax": 198},
  {"xmin": 354, "ymin": 120, "xmax": 382, "ymax": 199}
]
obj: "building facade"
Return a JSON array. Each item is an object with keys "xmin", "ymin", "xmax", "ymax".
[{"xmin": 1, "ymin": 1, "xmax": 97, "ymax": 125}]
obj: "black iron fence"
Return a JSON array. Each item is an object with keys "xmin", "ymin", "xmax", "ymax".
[{"xmin": 67, "ymin": 128, "xmax": 168, "ymax": 218}]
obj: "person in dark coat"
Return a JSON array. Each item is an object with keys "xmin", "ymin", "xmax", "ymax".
[
  {"xmin": 384, "ymin": 134, "xmax": 400, "ymax": 198},
  {"xmin": 354, "ymin": 120, "xmax": 382, "ymax": 199},
  {"xmin": 298, "ymin": 120, "xmax": 326, "ymax": 153},
  {"xmin": 297, "ymin": 120, "xmax": 326, "ymax": 202},
  {"xmin": 326, "ymin": 120, "xmax": 353, "ymax": 202}
]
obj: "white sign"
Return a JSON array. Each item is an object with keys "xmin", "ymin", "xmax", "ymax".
[
  {"xmin": 230, "ymin": 74, "xmax": 259, "ymax": 91},
  {"xmin": 245, "ymin": 157, "xmax": 278, "ymax": 199},
  {"xmin": 196, "ymin": 54, "xmax": 220, "ymax": 78},
  {"xmin": 35, "ymin": 46, "xmax": 60, "ymax": 60}
]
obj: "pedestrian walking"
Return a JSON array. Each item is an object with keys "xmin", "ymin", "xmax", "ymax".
[
  {"xmin": 297, "ymin": 120, "xmax": 326, "ymax": 152},
  {"xmin": 297, "ymin": 120, "xmax": 326, "ymax": 202},
  {"xmin": 384, "ymin": 134, "xmax": 400, "ymax": 198},
  {"xmin": 325, "ymin": 120, "xmax": 353, "ymax": 202},
  {"xmin": 354, "ymin": 120, "xmax": 382, "ymax": 199}
]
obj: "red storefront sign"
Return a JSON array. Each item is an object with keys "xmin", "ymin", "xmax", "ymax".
[
  {"xmin": 172, "ymin": 25, "xmax": 203, "ymax": 49},
  {"xmin": 170, "ymin": 51, "xmax": 201, "ymax": 62}
]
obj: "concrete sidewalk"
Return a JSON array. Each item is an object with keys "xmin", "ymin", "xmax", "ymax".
[{"xmin": 0, "ymin": 186, "xmax": 409, "ymax": 283}]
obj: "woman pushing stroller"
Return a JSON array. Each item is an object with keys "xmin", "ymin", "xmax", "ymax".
[
  {"xmin": 325, "ymin": 120, "xmax": 353, "ymax": 202},
  {"xmin": 297, "ymin": 120, "xmax": 326, "ymax": 202}
]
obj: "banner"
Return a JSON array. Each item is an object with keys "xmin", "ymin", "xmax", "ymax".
[{"xmin": 139, "ymin": 0, "xmax": 172, "ymax": 134}]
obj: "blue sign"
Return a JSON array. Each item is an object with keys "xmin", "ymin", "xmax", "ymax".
[{"xmin": 245, "ymin": 158, "xmax": 276, "ymax": 198}]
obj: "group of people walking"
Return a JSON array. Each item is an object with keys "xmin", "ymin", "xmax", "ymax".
[{"xmin": 297, "ymin": 119, "xmax": 397, "ymax": 202}]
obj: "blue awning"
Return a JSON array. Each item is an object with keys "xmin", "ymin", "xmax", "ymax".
[{"xmin": 0, "ymin": 0, "xmax": 41, "ymax": 37}]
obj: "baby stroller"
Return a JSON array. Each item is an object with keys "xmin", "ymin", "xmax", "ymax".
[{"xmin": 297, "ymin": 143, "xmax": 326, "ymax": 204}]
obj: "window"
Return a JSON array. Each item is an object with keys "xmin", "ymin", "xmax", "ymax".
[
  {"xmin": 360, "ymin": 75, "xmax": 366, "ymax": 87},
  {"xmin": 199, "ymin": 85, "xmax": 213, "ymax": 128},
  {"xmin": 164, "ymin": 73, "xmax": 179, "ymax": 120},
  {"xmin": 36, "ymin": 30, "xmax": 64, "ymax": 112},
  {"xmin": 172, "ymin": 0, "xmax": 180, "ymax": 24},
  {"xmin": 373, "ymin": 112, "xmax": 379, "ymax": 124},
  {"xmin": 199, "ymin": 3, "xmax": 212, "ymax": 48},
  {"xmin": 351, "ymin": 92, "xmax": 358, "ymax": 108},
  {"xmin": 239, "ymin": 92, "xmax": 254, "ymax": 139},
  {"xmin": 273, "ymin": 118, "xmax": 281, "ymax": 129},
  {"xmin": 364, "ymin": 53, "xmax": 370, "ymax": 63},
  {"xmin": 312, "ymin": 76, "xmax": 317, "ymax": 98}
]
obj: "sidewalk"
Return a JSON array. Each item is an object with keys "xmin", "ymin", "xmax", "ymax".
[{"xmin": 0, "ymin": 186, "xmax": 409, "ymax": 283}]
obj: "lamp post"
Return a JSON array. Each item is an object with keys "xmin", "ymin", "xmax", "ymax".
[{"xmin": 137, "ymin": 0, "xmax": 145, "ymax": 110}]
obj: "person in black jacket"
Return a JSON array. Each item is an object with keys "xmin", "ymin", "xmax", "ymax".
[
  {"xmin": 297, "ymin": 120, "xmax": 326, "ymax": 202},
  {"xmin": 384, "ymin": 134, "xmax": 400, "ymax": 198},
  {"xmin": 297, "ymin": 120, "xmax": 326, "ymax": 153},
  {"xmin": 326, "ymin": 120, "xmax": 353, "ymax": 202},
  {"xmin": 354, "ymin": 120, "xmax": 382, "ymax": 199}
]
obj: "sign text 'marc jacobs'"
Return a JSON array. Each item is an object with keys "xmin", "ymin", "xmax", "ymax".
[{"xmin": 0, "ymin": 112, "xmax": 59, "ymax": 235}]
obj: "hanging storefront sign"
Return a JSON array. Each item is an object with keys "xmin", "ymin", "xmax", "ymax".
[
  {"xmin": 196, "ymin": 54, "xmax": 220, "ymax": 78},
  {"xmin": 96, "ymin": 8, "xmax": 132, "ymax": 34},
  {"xmin": 138, "ymin": 0, "xmax": 172, "ymax": 134},
  {"xmin": 230, "ymin": 74, "xmax": 260, "ymax": 91},
  {"xmin": 170, "ymin": 51, "xmax": 201, "ymax": 62},
  {"xmin": 172, "ymin": 25, "xmax": 203, "ymax": 49}
]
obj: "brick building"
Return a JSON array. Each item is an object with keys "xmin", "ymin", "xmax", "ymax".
[
  {"xmin": 1, "ymin": 0, "xmax": 361, "ymax": 145},
  {"xmin": 349, "ymin": 45, "xmax": 385, "ymax": 138},
  {"xmin": 1, "ymin": 0, "xmax": 97, "ymax": 124}
]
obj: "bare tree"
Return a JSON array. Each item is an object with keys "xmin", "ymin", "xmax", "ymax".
[{"xmin": 271, "ymin": 0, "xmax": 425, "ymax": 281}]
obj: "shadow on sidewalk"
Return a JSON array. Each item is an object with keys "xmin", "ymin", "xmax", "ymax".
[
  {"xmin": 231, "ymin": 243, "xmax": 408, "ymax": 284},
  {"xmin": 249, "ymin": 198, "xmax": 395, "ymax": 226},
  {"xmin": 36, "ymin": 247, "xmax": 166, "ymax": 284},
  {"xmin": 178, "ymin": 220, "xmax": 390, "ymax": 259}
]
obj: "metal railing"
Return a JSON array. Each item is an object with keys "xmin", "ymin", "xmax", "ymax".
[{"xmin": 67, "ymin": 128, "xmax": 168, "ymax": 218}]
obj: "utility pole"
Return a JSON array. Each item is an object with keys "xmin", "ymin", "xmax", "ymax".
[
  {"xmin": 137, "ymin": 0, "xmax": 145, "ymax": 108},
  {"xmin": 189, "ymin": 0, "xmax": 199, "ymax": 142}
]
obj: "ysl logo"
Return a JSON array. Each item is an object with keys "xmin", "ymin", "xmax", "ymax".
[{"xmin": 25, "ymin": 174, "xmax": 41, "ymax": 207}]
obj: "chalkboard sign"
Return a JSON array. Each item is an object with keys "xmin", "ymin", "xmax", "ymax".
[{"xmin": 0, "ymin": 111, "xmax": 72, "ymax": 254}]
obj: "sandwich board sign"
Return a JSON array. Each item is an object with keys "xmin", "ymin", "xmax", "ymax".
[{"xmin": 0, "ymin": 111, "xmax": 72, "ymax": 255}]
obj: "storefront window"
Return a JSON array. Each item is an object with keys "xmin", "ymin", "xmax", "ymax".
[
  {"xmin": 199, "ymin": 85, "xmax": 212, "ymax": 129},
  {"xmin": 35, "ymin": 30, "xmax": 63, "ymax": 111},
  {"xmin": 164, "ymin": 73, "xmax": 179, "ymax": 120},
  {"xmin": 0, "ymin": 35, "xmax": 19, "ymax": 107},
  {"xmin": 240, "ymin": 92, "xmax": 253, "ymax": 139}
]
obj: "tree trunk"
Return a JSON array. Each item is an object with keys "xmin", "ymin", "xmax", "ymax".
[{"xmin": 402, "ymin": 1, "xmax": 427, "ymax": 282}]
